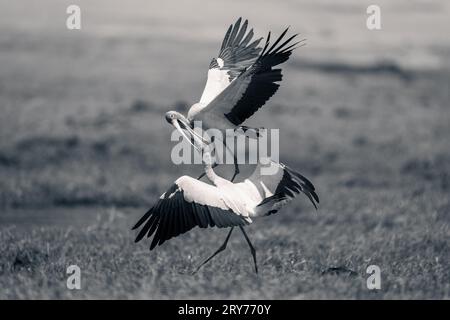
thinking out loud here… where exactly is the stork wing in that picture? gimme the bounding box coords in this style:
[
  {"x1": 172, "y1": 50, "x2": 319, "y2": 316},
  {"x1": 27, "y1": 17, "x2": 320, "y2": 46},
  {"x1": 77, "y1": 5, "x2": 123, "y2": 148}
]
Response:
[
  {"x1": 194, "y1": 28, "x2": 302, "y2": 127},
  {"x1": 247, "y1": 160, "x2": 319, "y2": 215},
  {"x1": 132, "y1": 176, "x2": 249, "y2": 250},
  {"x1": 198, "y1": 17, "x2": 263, "y2": 106}
]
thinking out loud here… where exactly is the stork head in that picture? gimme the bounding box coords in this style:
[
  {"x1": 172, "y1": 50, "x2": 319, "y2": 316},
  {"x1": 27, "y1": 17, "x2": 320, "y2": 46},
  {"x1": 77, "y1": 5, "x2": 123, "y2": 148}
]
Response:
[
  {"x1": 165, "y1": 111, "x2": 184, "y2": 124},
  {"x1": 165, "y1": 110, "x2": 207, "y2": 152}
]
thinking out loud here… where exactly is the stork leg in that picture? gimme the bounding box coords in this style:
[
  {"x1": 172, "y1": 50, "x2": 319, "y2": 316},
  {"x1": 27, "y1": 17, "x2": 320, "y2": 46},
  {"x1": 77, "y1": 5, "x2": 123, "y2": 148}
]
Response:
[
  {"x1": 192, "y1": 227, "x2": 234, "y2": 274},
  {"x1": 239, "y1": 226, "x2": 258, "y2": 274},
  {"x1": 230, "y1": 155, "x2": 240, "y2": 182},
  {"x1": 222, "y1": 139, "x2": 240, "y2": 182}
]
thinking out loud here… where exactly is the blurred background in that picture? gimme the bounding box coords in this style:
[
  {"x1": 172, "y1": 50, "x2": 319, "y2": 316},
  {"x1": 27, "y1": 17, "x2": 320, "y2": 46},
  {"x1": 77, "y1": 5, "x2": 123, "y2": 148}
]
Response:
[{"x1": 0, "y1": 0, "x2": 449, "y2": 299}]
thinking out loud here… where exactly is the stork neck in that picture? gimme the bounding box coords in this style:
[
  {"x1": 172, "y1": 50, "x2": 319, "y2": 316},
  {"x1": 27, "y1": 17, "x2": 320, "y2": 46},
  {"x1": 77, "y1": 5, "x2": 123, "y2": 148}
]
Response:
[
  {"x1": 202, "y1": 150, "x2": 219, "y2": 185},
  {"x1": 187, "y1": 102, "x2": 205, "y2": 121},
  {"x1": 204, "y1": 162, "x2": 218, "y2": 184}
]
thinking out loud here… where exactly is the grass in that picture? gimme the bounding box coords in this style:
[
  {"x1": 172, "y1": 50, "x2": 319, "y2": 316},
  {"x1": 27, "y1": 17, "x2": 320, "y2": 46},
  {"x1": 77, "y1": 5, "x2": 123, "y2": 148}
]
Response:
[
  {"x1": 1, "y1": 69, "x2": 449, "y2": 299},
  {"x1": 0, "y1": 192, "x2": 448, "y2": 299}
]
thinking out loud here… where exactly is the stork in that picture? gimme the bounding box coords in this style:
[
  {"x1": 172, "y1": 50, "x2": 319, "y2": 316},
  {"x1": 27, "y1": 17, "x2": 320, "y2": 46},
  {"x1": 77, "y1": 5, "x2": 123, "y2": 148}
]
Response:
[
  {"x1": 165, "y1": 17, "x2": 304, "y2": 181},
  {"x1": 132, "y1": 145, "x2": 318, "y2": 273}
]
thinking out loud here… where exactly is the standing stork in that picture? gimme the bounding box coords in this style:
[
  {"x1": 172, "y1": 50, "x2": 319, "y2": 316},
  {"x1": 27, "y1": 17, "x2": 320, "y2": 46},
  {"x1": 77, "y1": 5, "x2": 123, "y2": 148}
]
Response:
[
  {"x1": 132, "y1": 147, "x2": 318, "y2": 273},
  {"x1": 165, "y1": 17, "x2": 304, "y2": 181}
]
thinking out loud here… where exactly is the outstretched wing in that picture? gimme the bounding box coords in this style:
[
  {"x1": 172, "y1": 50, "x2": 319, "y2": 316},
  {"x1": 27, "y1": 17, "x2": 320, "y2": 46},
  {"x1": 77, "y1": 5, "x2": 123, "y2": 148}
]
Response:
[
  {"x1": 194, "y1": 28, "x2": 303, "y2": 128},
  {"x1": 246, "y1": 159, "x2": 319, "y2": 216},
  {"x1": 132, "y1": 176, "x2": 249, "y2": 250},
  {"x1": 198, "y1": 17, "x2": 263, "y2": 106}
]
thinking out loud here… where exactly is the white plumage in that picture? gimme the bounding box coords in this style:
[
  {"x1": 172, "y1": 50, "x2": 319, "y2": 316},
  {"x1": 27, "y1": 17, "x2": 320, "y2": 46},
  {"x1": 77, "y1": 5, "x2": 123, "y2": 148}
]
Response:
[
  {"x1": 133, "y1": 151, "x2": 318, "y2": 252},
  {"x1": 198, "y1": 68, "x2": 230, "y2": 106}
]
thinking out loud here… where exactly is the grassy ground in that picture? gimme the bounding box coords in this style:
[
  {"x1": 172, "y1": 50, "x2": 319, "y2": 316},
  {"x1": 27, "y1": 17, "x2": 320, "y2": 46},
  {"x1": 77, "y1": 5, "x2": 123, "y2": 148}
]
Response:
[
  {"x1": 0, "y1": 0, "x2": 449, "y2": 299},
  {"x1": 0, "y1": 205, "x2": 448, "y2": 299},
  {"x1": 1, "y1": 68, "x2": 449, "y2": 299}
]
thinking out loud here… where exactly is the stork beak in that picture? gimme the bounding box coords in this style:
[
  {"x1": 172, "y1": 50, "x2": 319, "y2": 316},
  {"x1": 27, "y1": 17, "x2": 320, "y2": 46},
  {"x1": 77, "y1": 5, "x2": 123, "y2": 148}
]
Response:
[
  {"x1": 172, "y1": 119, "x2": 202, "y2": 152},
  {"x1": 179, "y1": 118, "x2": 209, "y2": 146}
]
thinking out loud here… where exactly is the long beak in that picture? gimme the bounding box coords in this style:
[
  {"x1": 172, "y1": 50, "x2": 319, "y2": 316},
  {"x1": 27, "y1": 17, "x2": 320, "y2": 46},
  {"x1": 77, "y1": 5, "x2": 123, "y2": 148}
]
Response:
[
  {"x1": 179, "y1": 120, "x2": 209, "y2": 145},
  {"x1": 172, "y1": 119, "x2": 202, "y2": 152}
]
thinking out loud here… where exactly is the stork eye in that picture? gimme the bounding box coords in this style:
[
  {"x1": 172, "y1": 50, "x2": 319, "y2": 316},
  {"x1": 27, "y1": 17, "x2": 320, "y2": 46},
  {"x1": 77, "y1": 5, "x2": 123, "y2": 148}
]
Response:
[{"x1": 171, "y1": 114, "x2": 175, "y2": 118}]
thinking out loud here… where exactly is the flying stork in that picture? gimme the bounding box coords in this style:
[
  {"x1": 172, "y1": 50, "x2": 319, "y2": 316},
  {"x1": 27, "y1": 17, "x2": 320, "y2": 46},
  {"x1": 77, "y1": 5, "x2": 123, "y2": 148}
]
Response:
[
  {"x1": 132, "y1": 146, "x2": 318, "y2": 273},
  {"x1": 165, "y1": 17, "x2": 304, "y2": 181}
]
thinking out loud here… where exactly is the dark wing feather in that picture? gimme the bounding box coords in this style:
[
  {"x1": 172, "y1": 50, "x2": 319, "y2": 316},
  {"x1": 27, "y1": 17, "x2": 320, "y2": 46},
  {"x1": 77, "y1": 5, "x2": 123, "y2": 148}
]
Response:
[
  {"x1": 224, "y1": 29, "x2": 303, "y2": 125},
  {"x1": 132, "y1": 182, "x2": 248, "y2": 250},
  {"x1": 212, "y1": 17, "x2": 263, "y2": 80},
  {"x1": 257, "y1": 164, "x2": 319, "y2": 212}
]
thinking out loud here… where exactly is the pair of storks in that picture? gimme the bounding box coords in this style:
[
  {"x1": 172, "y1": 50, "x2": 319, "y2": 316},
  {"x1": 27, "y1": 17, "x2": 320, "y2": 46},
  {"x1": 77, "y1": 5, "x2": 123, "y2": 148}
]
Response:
[{"x1": 133, "y1": 18, "x2": 318, "y2": 273}]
